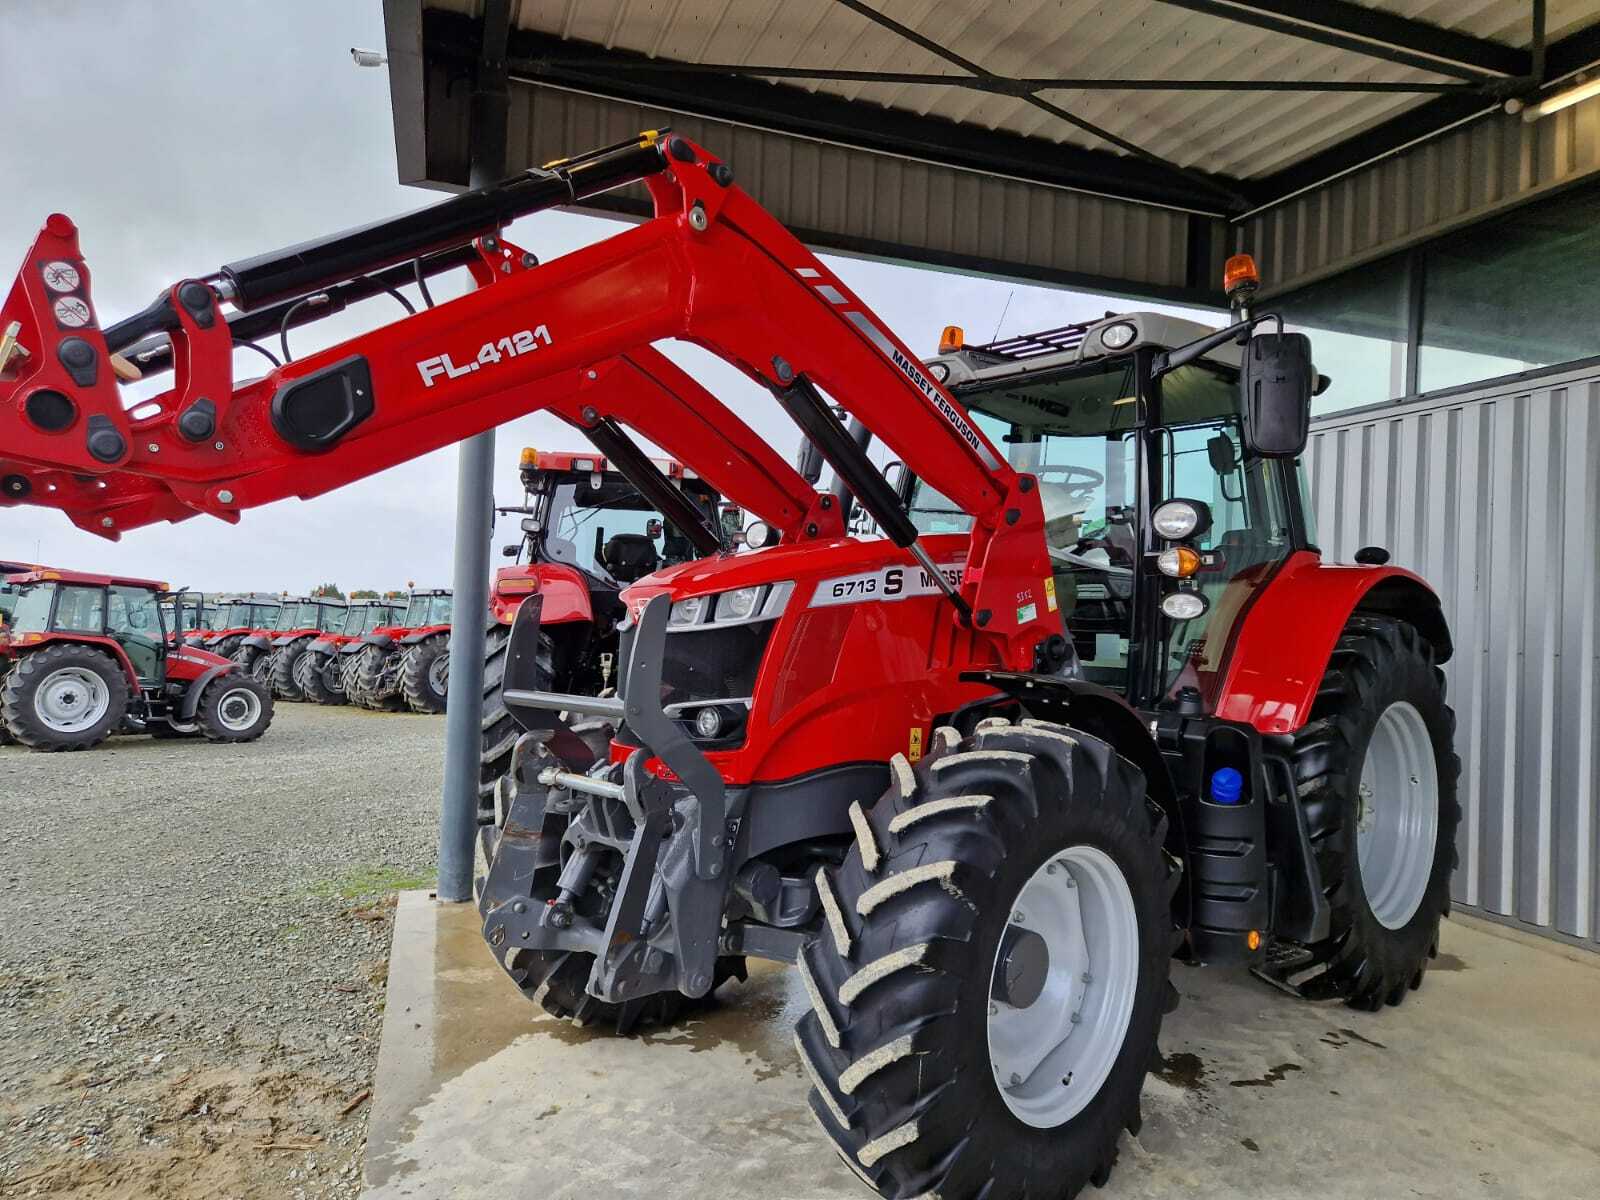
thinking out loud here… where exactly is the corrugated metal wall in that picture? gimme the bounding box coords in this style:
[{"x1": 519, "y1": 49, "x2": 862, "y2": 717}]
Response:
[
  {"x1": 1306, "y1": 366, "x2": 1600, "y2": 946},
  {"x1": 497, "y1": 81, "x2": 1218, "y2": 304},
  {"x1": 1247, "y1": 103, "x2": 1600, "y2": 296}
]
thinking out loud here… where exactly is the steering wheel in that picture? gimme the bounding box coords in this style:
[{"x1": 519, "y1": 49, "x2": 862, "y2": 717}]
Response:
[{"x1": 1035, "y1": 464, "x2": 1104, "y2": 505}]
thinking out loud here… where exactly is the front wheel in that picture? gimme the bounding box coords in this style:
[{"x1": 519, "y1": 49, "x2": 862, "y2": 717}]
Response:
[
  {"x1": 1289, "y1": 617, "x2": 1460, "y2": 1009},
  {"x1": 796, "y1": 718, "x2": 1178, "y2": 1200},
  {"x1": 271, "y1": 639, "x2": 309, "y2": 701},
  {"x1": 297, "y1": 648, "x2": 346, "y2": 705},
  {"x1": 196, "y1": 674, "x2": 274, "y2": 742},
  {"x1": 400, "y1": 634, "x2": 450, "y2": 714},
  {"x1": 351, "y1": 644, "x2": 403, "y2": 711},
  {"x1": 0, "y1": 644, "x2": 130, "y2": 751}
]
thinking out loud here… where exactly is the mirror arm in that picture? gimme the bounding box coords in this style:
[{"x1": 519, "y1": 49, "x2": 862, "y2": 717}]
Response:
[{"x1": 1152, "y1": 313, "x2": 1282, "y2": 378}]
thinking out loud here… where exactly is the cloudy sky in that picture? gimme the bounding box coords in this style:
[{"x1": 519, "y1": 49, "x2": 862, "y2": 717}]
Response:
[{"x1": 1, "y1": 0, "x2": 1214, "y2": 594}]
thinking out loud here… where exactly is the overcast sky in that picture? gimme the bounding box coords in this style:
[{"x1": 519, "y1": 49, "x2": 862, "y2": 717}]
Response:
[{"x1": 1, "y1": 0, "x2": 1214, "y2": 594}]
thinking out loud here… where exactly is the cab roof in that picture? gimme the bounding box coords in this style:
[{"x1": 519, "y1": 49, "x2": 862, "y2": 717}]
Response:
[{"x1": 5, "y1": 567, "x2": 169, "y2": 590}]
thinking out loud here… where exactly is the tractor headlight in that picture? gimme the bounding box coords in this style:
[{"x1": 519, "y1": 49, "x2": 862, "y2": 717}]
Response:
[
  {"x1": 1099, "y1": 321, "x2": 1137, "y2": 350},
  {"x1": 1161, "y1": 591, "x2": 1209, "y2": 621},
  {"x1": 1156, "y1": 546, "x2": 1201, "y2": 578},
  {"x1": 718, "y1": 586, "x2": 763, "y2": 621},
  {"x1": 693, "y1": 706, "x2": 724, "y2": 739},
  {"x1": 669, "y1": 595, "x2": 708, "y2": 626},
  {"x1": 1152, "y1": 498, "x2": 1211, "y2": 541}
]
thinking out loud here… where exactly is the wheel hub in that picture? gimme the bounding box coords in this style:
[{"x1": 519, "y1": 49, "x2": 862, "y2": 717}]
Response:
[
  {"x1": 36, "y1": 667, "x2": 111, "y2": 733},
  {"x1": 1356, "y1": 701, "x2": 1440, "y2": 930},
  {"x1": 428, "y1": 655, "x2": 448, "y2": 694},
  {"x1": 215, "y1": 687, "x2": 261, "y2": 731},
  {"x1": 986, "y1": 845, "x2": 1139, "y2": 1128}
]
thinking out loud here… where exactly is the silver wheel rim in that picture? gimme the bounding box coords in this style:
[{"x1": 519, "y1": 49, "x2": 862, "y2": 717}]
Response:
[
  {"x1": 428, "y1": 655, "x2": 448, "y2": 696},
  {"x1": 35, "y1": 666, "x2": 111, "y2": 733},
  {"x1": 215, "y1": 686, "x2": 262, "y2": 732},
  {"x1": 987, "y1": 844, "x2": 1139, "y2": 1128},
  {"x1": 1356, "y1": 701, "x2": 1439, "y2": 930}
]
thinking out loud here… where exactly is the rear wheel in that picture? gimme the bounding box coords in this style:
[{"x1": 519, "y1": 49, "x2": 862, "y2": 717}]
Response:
[
  {"x1": 400, "y1": 633, "x2": 450, "y2": 714},
  {"x1": 212, "y1": 634, "x2": 242, "y2": 658},
  {"x1": 229, "y1": 645, "x2": 274, "y2": 687},
  {"x1": 297, "y1": 648, "x2": 346, "y2": 705},
  {"x1": 1288, "y1": 617, "x2": 1460, "y2": 1009},
  {"x1": 795, "y1": 719, "x2": 1178, "y2": 1200},
  {"x1": 271, "y1": 639, "x2": 309, "y2": 701},
  {"x1": 196, "y1": 674, "x2": 273, "y2": 742},
  {"x1": 1, "y1": 644, "x2": 130, "y2": 751}
]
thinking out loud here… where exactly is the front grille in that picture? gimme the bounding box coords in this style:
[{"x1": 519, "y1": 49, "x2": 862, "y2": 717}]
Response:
[{"x1": 620, "y1": 620, "x2": 776, "y2": 708}]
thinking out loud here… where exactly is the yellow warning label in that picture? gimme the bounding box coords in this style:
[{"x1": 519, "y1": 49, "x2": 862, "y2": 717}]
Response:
[
  {"x1": 908, "y1": 726, "x2": 925, "y2": 762},
  {"x1": 1044, "y1": 576, "x2": 1058, "y2": 612}
]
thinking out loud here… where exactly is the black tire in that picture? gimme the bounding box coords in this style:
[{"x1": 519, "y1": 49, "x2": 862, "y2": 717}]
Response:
[
  {"x1": 504, "y1": 946, "x2": 746, "y2": 1035},
  {"x1": 0, "y1": 643, "x2": 130, "y2": 751},
  {"x1": 297, "y1": 648, "x2": 346, "y2": 705},
  {"x1": 212, "y1": 634, "x2": 242, "y2": 658},
  {"x1": 230, "y1": 645, "x2": 274, "y2": 687},
  {"x1": 1288, "y1": 617, "x2": 1460, "y2": 1010},
  {"x1": 400, "y1": 633, "x2": 450, "y2": 714},
  {"x1": 795, "y1": 718, "x2": 1179, "y2": 1200},
  {"x1": 271, "y1": 639, "x2": 309, "y2": 701},
  {"x1": 479, "y1": 622, "x2": 553, "y2": 822},
  {"x1": 195, "y1": 673, "x2": 274, "y2": 742},
  {"x1": 352, "y1": 644, "x2": 403, "y2": 711}
]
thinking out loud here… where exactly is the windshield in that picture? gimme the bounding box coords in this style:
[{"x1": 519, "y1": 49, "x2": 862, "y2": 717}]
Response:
[
  {"x1": 8, "y1": 584, "x2": 54, "y2": 634},
  {"x1": 536, "y1": 477, "x2": 713, "y2": 584},
  {"x1": 912, "y1": 354, "x2": 1298, "y2": 700},
  {"x1": 403, "y1": 595, "x2": 452, "y2": 626},
  {"x1": 358, "y1": 604, "x2": 396, "y2": 634}
]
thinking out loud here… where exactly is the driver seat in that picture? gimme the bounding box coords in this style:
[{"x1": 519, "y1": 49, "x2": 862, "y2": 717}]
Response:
[{"x1": 600, "y1": 533, "x2": 660, "y2": 583}]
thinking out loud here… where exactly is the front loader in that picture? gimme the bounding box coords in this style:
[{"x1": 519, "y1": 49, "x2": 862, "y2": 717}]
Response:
[{"x1": 0, "y1": 130, "x2": 1459, "y2": 1200}]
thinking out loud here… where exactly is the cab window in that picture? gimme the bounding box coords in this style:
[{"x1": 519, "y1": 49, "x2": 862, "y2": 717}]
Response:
[{"x1": 54, "y1": 586, "x2": 106, "y2": 633}]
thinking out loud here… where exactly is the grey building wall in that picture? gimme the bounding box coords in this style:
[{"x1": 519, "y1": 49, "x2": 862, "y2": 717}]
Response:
[
  {"x1": 1245, "y1": 103, "x2": 1600, "y2": 298},
  {"x1": 1306, "y1": 365, "x2": 1600, "y2": 948}
]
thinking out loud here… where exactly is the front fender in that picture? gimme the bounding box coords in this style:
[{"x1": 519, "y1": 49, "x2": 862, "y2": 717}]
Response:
[
  {"x1": 1214, "y1": 551, "x2": 1451, "y2": 736},
  {"x1": 240, "y1": 635, "x2": 273, "y2": 651},
  {"x1": 491, "y1": 563, "x2": 595, "y2": 625},
  {"x1": 179, "y1": 664, "x2": 234, "y2": 719}
]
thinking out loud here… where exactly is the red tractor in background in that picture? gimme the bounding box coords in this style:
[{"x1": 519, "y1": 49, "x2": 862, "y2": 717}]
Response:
[
  {"x1": 480, "y1": 446, "x2": 727, "y2": 818},
  {"x1": 0, "y1": 569, "x2": 272, "y2": 749},
  {"x1": 344, "y1": 588, "x2": 453, "y2": 713},
  {"x1": 199, "y1": 593, "x2": 281, "y2": 658},
  {"x1": 266, "y1": 595, "x2": 349, "y2": 701},
  {"x1": 227, "y1": 595, "x2": 342, "y2": 692},
  {"x1": 293, "y1": 597, "x2": 403, "y2": 705},
  {"x1": 0, "y1": 131, "x2": 1462, "y2": 1200}
]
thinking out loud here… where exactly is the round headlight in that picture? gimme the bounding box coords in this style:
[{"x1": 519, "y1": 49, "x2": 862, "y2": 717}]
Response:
[
  {"x1": 1099, "y1": 321, "x2": 1137, "y2": 350},
  {"x1": 1161, "y1": 591, "x2": 1209, "y2": 621},
  {"x1": 743, "y1": 520, "x2": 778, "y2": 550},
  {"x1": 718, "y1": 586, "x2": 763, "y2": 621},
  {"x1": 1152, "y1": 499, "x2": 1204, "y2": 541},
  {"x1": 927, "y1": 361, "x2": 951, "y2": 383},
  {"x1": 694, "y1": 706, "x2": 724, "y2": 739}
]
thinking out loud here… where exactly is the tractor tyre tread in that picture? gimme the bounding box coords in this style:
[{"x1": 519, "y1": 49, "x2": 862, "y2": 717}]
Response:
[
  {"x1": 1288, "y1": 616, "x2": 1460, "y2": 1010},
  {"x1": 196, "y1": 673, "x2": 274, "y2": 742},
  {"x1": 400, "y1": 633, "x2": 450, "y2": 714},
  {"x1": 0, "y1": 643, "x2": 130, "y2": 751},
  {"x1": 795, "y1": 719, "x2": 1178, "y2": 1200},
  {"x1": 272, "y1": 639, "x2": 309, "y2": 702}
]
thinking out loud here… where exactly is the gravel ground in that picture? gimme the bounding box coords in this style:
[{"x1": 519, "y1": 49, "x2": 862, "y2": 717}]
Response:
[{"x1": 0, "y1": 704, "x2": 446, "y2": 1198}]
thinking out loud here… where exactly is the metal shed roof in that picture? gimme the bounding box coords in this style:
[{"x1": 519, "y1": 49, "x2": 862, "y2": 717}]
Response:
[{"x1": 385, "y1": 1, "x2": 1600, "y2": 298}]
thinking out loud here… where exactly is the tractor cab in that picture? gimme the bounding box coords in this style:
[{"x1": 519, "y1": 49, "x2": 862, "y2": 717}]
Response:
[
  {"x1": 7, "y1": 570, "x2": 176, "y2": 683},
  {"x1": 917, "y1": 305, "x2": 1314, "y2": 709},
  {"x1": 499, "y1": 448, "x2": 722, "y2": 599},
  {"x1": 395, "y1": 589, "x2": 453, "y2": 633},
  {"x1": 164, "y1": 592, "x2": 218, "y2": 640},
  {"x1": 274, "y1": 596, "x2": 347, "y2": 640},
  {"x1": 343, "y1": 599, "x2": 403, "y2": 639}
]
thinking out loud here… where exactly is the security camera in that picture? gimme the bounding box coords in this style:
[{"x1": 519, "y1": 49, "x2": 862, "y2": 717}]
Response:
[{"x1": 350, "y1": 47, "x2": 388, "y2": 68}]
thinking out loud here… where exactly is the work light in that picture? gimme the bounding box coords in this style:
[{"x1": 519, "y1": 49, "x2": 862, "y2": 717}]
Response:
[{"x1": 1152, "y1": 499, "x2": 1209, "y2": 541}]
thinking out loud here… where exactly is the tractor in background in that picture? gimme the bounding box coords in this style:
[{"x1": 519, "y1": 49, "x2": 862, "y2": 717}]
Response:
[
  {"x1": 266, "y1": 595, "x2": 349, "y2": 701},
  {"x1": 200, "y1": 594, "x2": 282, "y2": 659},
  {"x1": 479, "y1": 447, "x2": 726, "y2": 819},
  {"x1": 345, "y1": 588, "x2": 453, "y2": 712},
  {"x1": 0, "y1": 569, "x2": 271, "y2": 749},
  {"x1": 294, "y1": 597, "x2": 403, "y2": 705}
]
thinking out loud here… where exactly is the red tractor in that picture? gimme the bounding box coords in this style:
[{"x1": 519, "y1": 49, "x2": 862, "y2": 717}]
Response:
[
  {"x1": 293, "y1": 597, "x2": 404, "y2": 705},
  {"x1": 198, "y1": 593, "x2": 282, "y2": 658},
  {"x1": 227, "y1": 595, "x2": 343, "y2": 693},
  {"x1": 266, "y1": 595, "x2": 349, "y2": 701},
  {"x1": 0, "y1": 569, "x2": 272, "y2": 749},
  {"x1": 0, "y1": 132, "x2": 1460, "y2": 1200},
  {"x1": 345, "y1": 588, "x2": 453, "y2": 713},
  {"x1": 481, "y1": 447, "x2": 726, "y2": 818}
]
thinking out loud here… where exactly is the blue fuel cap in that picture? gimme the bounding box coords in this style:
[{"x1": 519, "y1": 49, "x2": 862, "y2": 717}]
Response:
[{"x1": 1210, "y1": 767, "x2": 1244, "y2": 805}]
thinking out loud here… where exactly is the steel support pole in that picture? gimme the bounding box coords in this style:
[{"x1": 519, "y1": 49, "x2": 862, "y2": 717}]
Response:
[{"x1": 437, "y1": 0, "x2": 511, "y2": 903}]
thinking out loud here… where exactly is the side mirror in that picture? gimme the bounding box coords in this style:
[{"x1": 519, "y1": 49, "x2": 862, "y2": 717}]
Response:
[
  {"x1": 501, "y1": 544, "x2": 519, "y2": 557},
  {"x1": 719, "y1": 505, "x2": 745, "y2": 535},
  {"x1": 520, "y1": 516, "x2": 540, "y2": 534},
  {"x1": 1239, "y1": 332, "x2": 1313, "y2": 458},
  {"x1": 646, "y1": 518, "x2": 664, "y2": 538}
]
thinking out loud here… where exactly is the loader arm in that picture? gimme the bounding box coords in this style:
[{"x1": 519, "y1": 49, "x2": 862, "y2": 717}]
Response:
[{"x1": 0, "y1": 133, "x2": 1045, "y2": 640}]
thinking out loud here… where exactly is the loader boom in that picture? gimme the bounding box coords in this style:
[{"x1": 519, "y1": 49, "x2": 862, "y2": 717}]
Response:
[{"x1": 0, "y1": 132, "x2": 1047, "y2": 648}]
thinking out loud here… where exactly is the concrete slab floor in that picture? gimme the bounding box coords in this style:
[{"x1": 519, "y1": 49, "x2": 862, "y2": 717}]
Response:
[{"x1": 364, "y1": 893, "x2": 1600, "y2": 1200}]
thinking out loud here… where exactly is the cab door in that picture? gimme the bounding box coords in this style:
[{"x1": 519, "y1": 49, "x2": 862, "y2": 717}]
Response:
[{"x1": 108, "y1": 586, "x2": 166, "y2": 682}]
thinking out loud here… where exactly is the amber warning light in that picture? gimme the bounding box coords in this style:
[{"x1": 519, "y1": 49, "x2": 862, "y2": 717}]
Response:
[
  {"x1": 1223, "y1": 253, "x2": 1260, "y2": 301},
  {"x1": 938, "y1": 325, "x2": 964, "y2": 354}
]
